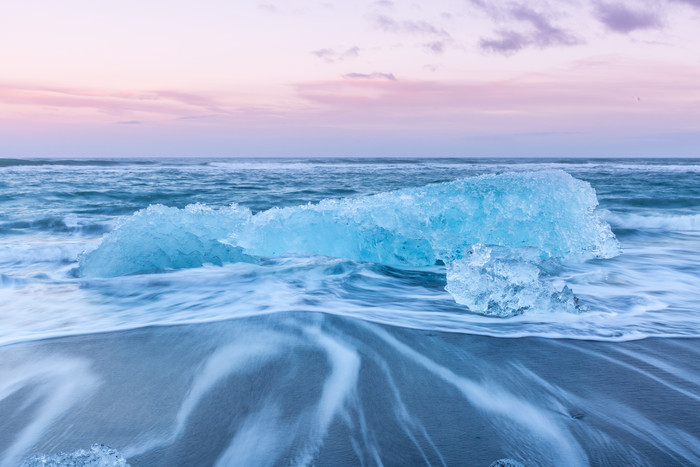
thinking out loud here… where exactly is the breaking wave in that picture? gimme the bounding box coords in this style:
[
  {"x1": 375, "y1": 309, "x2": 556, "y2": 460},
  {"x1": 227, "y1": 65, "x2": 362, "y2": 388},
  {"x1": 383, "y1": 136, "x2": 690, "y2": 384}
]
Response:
[{"x1": 606, "y1": 212, "x2": 700, "y2": 232}]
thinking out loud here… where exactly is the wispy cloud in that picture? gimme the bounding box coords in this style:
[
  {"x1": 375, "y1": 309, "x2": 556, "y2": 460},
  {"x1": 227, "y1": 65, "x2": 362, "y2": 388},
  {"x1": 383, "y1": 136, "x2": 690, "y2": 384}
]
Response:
[
  {"x1": 373, "y1": 15, "x2": 451, "y2": 38},
  {"x1": 372, "y1": 0, "x2": 394, "y2": 8},
  {"x1": 594, "y1": 3, "x2": 662, "y2": 33},
  {"x1": 312, "y1": 46, "x2": 360, "y2": 63},
  {"x1": 477, "y1": 4, "x2": 581, "y2": 54},
  {"x1": 671, "y1": 0, "x2": 700, "y2": 8},
  {"x1": 424, "y1": 41, "x2": 446, "y2": 54},
  {"x1": 258, "y1": 3, "x2": 276, "y2": 13},
  {"x1": 177, "y1": 114, "x2": 220, "y2": 120},
  {"x1": 294, "y1": 59, "x2": 700, "y2": 133},
  {"x1": 343, "y1": 72, "x2": 397, "y2": 81},
  {"x1": 0, "y1": 83, "x2": 278, "y2": 124}
]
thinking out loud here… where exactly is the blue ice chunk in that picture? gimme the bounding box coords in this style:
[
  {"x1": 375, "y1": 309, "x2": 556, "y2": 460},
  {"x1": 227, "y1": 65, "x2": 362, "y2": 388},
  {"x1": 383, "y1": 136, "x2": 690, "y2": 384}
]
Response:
[
  {"x1": 446, "y1": 244, "x2": 579, "y2": 317},
  {"x1": 79, "y1": 204, "x2": 253, "y2": 277},
  {"x1": 80, "y1": 171, "x2": 619, "y2": 279},
  {"x1": 231, "y1": 170, "x2": 618, "y2": 264}
]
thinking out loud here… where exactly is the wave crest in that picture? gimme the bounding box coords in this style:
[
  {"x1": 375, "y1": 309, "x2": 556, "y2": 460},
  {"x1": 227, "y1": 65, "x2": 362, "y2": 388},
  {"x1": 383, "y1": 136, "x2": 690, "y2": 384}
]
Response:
[{"x1": 606, "y1": 212, "x2": 700, "y2": 232}]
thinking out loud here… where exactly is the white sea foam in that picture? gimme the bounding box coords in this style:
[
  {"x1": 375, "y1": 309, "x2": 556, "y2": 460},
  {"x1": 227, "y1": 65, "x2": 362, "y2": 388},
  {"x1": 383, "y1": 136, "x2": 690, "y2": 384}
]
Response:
[
  {"x1": 1, "y1": 162, "x2": 698, "y2": 343},
  {"x1": 1, "y1": 356, "x2": 101, "y2": 467},
  {"x1": 606, "y1": 212, "x2": 700, "y2": 231},
  {"x1": 20, "y1": 444, "x2": 129, "y2": 467}
]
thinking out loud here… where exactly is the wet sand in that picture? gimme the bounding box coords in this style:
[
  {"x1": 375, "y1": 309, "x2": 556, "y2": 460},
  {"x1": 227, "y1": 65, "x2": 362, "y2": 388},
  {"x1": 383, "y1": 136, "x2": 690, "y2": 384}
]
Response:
[{"x1": 2, "y1": 313, "x2": 699, "y2": 466}]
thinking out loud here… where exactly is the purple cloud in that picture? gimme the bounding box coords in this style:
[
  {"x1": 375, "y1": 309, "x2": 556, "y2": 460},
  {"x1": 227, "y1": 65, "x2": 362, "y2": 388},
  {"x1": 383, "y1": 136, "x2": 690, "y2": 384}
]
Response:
[
  {"x1": 480, "y1": 30, "x2": 529, "y2": 54},
  {"x1": 177, "y1": 115, "x2": 219, "y2": 120},
  {"x1": 312, "y1": 46, "x2": 360, "y2": 63},
  {"x1": 258, "y1": 3, "x2": 276, "y2": 13},
  {"x1": 595, "y1": 3, "x2": 662, "y2": 33},
  {"x1": 477, "y1": 4, "x2": 581, "y2": 54},
  {"x1": 372, "y1": 0, "x2": 394, "y2": 8},
  {"x1": 672, "y1": 0, "x2": 700, "y2": 7},
  {"x1": 373, "y1": 15, "x2": 450, "y2": 38},
  {"x1": 510, "y1": 6, "x2": 580, "y2": 47},
  {"x1": 343, "y1": 72, "x2": 397, "y2": 81},
  {"x1": 424, "y1": 41, "x2": 446, "y2": 54}
]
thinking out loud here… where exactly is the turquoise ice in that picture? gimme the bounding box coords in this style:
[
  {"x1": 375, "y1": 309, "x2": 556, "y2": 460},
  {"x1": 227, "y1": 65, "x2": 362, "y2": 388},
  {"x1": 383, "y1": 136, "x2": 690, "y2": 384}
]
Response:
[{"x1": 79, "y1": 170, "x2": 619, "y2": 316}]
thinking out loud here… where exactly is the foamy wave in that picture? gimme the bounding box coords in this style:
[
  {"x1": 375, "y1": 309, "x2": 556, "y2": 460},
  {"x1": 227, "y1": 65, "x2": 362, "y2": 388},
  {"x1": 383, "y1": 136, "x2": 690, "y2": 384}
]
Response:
[
  {"x1": 21, "y1": 444, "x2": 129, "y2": 467},
  {"x1": 606, "y1": 212, "x2": 700, "y2": 231}
]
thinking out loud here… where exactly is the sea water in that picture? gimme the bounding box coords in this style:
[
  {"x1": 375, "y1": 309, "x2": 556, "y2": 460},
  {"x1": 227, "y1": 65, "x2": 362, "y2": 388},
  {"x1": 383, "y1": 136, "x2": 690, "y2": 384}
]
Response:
[{"x1": 1, "y1": 158, "x2": 699, "y2": 466}]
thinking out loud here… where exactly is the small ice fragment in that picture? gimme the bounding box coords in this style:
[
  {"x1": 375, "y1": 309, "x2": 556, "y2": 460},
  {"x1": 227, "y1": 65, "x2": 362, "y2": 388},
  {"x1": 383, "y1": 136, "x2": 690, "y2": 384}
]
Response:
[{"x1": 21, "y1": 444, "x2": 130, "y2": 467}]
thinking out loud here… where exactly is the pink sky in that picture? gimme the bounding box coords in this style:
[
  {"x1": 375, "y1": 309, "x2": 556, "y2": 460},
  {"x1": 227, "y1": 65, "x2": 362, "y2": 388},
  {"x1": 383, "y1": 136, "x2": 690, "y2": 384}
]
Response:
[{"x1": 1, "y1": 0, "x2": 699, "y2": 157}]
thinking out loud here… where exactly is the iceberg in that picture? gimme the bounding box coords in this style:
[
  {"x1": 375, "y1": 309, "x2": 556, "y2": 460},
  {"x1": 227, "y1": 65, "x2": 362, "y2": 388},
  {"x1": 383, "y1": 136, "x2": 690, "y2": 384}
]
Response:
[
  {"x1": 446, "y1": 244, "x2": 579, "y2": 317},
  {"x1": 79, "y1": 204, "x2": 253, "y2": 277},
  {"x1": 79, "y1": 171, "x2": 618, "y2": 317},
  {"x1": 228, "y1": 170, "x2": 618, "y2": 265}
]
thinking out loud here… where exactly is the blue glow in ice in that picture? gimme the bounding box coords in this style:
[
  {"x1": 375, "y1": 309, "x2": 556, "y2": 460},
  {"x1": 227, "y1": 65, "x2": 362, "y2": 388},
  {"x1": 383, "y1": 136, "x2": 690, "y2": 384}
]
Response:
[
  {"x1": 446, "y1": 244, "x2": 579, "y2": 317},
  {"x1": 230, "y1": 170, "x2": 618, "y2": 264},
  {"x1": 80, "y1": 171, "x2": 617, "y2": 279},
  {"x1": 79, "y1": 170, "x2": 618, "y2": 316},
  {"x1": 79, "y1": 204, "x2": 253, "y2": 277}
]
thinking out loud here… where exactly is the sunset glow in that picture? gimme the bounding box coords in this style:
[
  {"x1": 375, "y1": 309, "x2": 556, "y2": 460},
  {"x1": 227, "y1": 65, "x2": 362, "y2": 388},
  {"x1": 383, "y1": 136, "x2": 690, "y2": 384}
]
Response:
[{"x1": 2, "y1": 0, "x2": 699, "y2": 156}]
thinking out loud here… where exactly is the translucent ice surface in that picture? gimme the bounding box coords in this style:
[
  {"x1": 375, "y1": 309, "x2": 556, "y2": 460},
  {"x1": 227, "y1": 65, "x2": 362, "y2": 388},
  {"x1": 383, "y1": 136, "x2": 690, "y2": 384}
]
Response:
[
  {"x1": 230, "y1": 170, "x2": 618, "y2": 265},
  {"x1": 446, "y1": 244, "x2": 579, "y2": 318},
  {"x1": 81, "y1": 171, "x2": 617, "y2": 277},
  {"x1": 79, "y1": 171, "x2": 618, "y2": 317},
  {"x1": 79, "y1": 204, "x2": 253, "y2": 277}
]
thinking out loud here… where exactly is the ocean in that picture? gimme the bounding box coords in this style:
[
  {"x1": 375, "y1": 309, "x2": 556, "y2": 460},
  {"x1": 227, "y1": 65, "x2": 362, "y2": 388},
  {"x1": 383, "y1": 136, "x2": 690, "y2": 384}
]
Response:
[{"x1": 1, "y1": 158, "x2": 699, "y2": 466}]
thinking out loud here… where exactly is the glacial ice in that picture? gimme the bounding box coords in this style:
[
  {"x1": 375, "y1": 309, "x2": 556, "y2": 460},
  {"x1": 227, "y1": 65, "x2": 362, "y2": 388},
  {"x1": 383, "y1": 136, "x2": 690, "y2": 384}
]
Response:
[
  {"x1": 79, "y1": 171, "x2": 619, "y2": 317},
  {"x1": 446, "y1": 244, "x2": 578, "y2": 317},
  {"x1": 229, "y1": 170, "x2": 618, "y2": 264},
  {"x1": 79, "y1": 204, "x2": 253, "y2": 277},
  {"x1": 21, "y1": 444, "x2": 130, "y2": 467}
]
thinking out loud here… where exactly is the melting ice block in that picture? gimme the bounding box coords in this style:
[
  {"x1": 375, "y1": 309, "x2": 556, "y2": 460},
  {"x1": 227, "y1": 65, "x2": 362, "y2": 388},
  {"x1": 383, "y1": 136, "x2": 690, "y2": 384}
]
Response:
[
  {"x1": 79, "y1": 204, "x2": 253, "y2": 277},
  {"x1": 229, "y1": 170, "x2": 619, "y2": 265},
  {"x1": 80, "y1": 170, "x2": 618, "y2": 316},
  {"x1": 446, "y1": 244, "x2": 579, "y2": 317}
]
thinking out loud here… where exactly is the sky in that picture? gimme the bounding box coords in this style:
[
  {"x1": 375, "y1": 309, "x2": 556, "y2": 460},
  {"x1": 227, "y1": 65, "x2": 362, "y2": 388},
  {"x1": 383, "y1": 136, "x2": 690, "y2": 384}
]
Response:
[{"x1": 1, "y1": 0, "x2": 699, "y2": 157}]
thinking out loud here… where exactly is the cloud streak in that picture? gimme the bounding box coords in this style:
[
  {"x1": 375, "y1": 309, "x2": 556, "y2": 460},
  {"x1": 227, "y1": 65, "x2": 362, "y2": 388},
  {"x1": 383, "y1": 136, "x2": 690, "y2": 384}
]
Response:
[
  {"x1": 294, "y1": 60, "x2": 700, "y2": 134},
  {"x1": 0, "y1": 83, "x2": 285, "y2": 125},
  {"x1": 343, "y1": 72, "x2": 397, "y2": 81},
  {"x1": 373, "y1": 15, "x2": 450, "y2": 38},
  {"x1": 671, "y1": 0, "x2": 700, "y2": 8},
  {"x1": 424, "y1": 41, "x2": 446, "y2": 54},
  {"x1": 594, "y1": 3, "x2": 663, "y2": 33},
  {"x1": 312, "y1": 46, "x2": 360, "y2": 63},
  {"x1": 477, "y1": 4, "x2": 581, "y2": 54}
]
